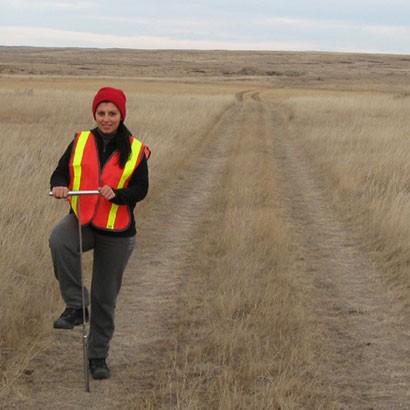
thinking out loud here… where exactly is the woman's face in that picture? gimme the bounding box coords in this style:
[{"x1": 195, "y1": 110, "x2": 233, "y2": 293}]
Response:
[{"x1": 95, "y1": 102, "x2": 121, "y2": 134}]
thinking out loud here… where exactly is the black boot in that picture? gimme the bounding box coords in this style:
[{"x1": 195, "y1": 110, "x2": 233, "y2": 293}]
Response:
[
  {"x1": 89, "y1": 358, "x2": 111, "y2": 379},
  {"x1": 53, "y1": 307, "x2": 89, "y2": 329}
]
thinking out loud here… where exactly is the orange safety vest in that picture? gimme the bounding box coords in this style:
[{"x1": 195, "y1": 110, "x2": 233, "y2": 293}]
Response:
[{"x1": 68, "y1": 130, "x2": 148, "y2": 231}]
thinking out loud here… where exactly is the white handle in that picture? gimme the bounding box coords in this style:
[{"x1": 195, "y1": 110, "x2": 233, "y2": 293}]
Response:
[{"x1": 49, "y1": 190, "x2": 100, "y2": 196}]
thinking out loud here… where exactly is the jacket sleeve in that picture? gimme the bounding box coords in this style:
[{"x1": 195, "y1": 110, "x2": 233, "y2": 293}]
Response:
[
  {"x1": 50, "y1": 141, "x2": 74, "y2": 188},
  {"x1": 111, "y1": 154, "x2": 149, "y2": 207}
]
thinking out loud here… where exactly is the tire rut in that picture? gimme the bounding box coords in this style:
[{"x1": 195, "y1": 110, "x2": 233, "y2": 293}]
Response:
[{"x1": 270, "y1": 103, "x2": 410, "y2": 409}]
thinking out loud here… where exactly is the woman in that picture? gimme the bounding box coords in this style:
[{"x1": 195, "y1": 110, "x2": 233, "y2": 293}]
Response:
[{"x1": 49, "y1": 87, "x2": 150, "y2": 380}]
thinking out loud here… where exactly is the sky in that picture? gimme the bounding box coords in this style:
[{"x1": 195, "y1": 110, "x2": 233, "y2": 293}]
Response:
[{"x1": 0, "y1": 0, "x2": 409, "y2": 54}]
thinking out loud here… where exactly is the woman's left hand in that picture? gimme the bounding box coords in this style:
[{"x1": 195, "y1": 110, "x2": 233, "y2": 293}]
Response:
[{"x1": 99, "y1": 185, "x2": 116, "y2": 200}]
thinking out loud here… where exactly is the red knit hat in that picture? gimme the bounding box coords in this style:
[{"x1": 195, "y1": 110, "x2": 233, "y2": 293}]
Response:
[{"x1": 92, "y1": 87, "x2": 127, "y2": 120}]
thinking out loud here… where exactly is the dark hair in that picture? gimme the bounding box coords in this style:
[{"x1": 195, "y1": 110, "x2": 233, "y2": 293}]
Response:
[{"x1": 115, "y1": 122, "x2": 132, "y2": 168}]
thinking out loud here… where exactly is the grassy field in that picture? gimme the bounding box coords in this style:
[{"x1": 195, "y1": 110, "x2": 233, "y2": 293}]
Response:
[{"x1": 1, "y1": 48, "x2": 410, "y2": 408}]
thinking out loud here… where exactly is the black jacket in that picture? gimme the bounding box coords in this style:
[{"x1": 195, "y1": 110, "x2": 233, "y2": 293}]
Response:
[{"x1": 50, "y1": 127, "x2": 149, "y2": 237}]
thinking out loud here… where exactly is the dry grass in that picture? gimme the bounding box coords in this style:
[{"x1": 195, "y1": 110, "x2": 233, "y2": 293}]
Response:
[{"x1": 2, "y1": 47, "x2": 410, "y2": 408}]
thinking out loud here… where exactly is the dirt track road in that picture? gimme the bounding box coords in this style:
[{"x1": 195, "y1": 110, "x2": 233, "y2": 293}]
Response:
[{"x1": 6, "y1": 91, "x2": 410, "y2": 409}]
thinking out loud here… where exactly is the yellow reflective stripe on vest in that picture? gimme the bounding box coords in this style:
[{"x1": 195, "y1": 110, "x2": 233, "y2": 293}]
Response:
[
  {"x1": 105, "y1": 139, "x2": 143, "y2": 229},
  {"x1": 119, "y1": 139, "x2": 143, "y2": 188},
  {"x1": 71, "y1": 131, "x2": 91, "y2": 213}
]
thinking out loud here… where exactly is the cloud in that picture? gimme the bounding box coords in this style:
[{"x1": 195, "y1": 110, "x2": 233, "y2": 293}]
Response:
[
  {"x1": 0, "y1": 25, "x2": 316, "y2": 51},
  {"x1": 261, "y1": 15, "x2": 408, "y2": 33},
  {"x1": 363, "y1": 24, "x2": 410, "y2": 36},
  {"x1": 5, "y1": 0, "x2": 96, "y2": 9},
  {"x1": 52, "y1": 1, "x2": 96, "y2": 10},
  {"x1": 0, "y1": 0, "x2": 409, "y2": 55},
  {"x1": 252, "y1": 16, "x2": 410, "y2": 53}
]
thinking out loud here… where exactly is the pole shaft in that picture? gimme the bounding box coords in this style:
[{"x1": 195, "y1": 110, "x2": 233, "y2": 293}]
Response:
[{"x1": 77, "y1": 196, "x2": 90, "y2": 392}]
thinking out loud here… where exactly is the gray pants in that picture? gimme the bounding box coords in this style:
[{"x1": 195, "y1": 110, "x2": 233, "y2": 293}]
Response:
[{"x1": 49, "y1": 214, "x2": 135, "y2": 359}]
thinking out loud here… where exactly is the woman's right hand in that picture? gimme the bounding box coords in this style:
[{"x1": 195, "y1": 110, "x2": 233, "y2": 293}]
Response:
[{"x1": 51, "y1": 186, "x2": 69, "y2": 199}]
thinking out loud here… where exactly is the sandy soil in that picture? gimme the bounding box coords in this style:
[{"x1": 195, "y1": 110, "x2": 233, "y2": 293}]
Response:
[{"x1": 4, "y1": 89, "x2": 410, "y2": 409}]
